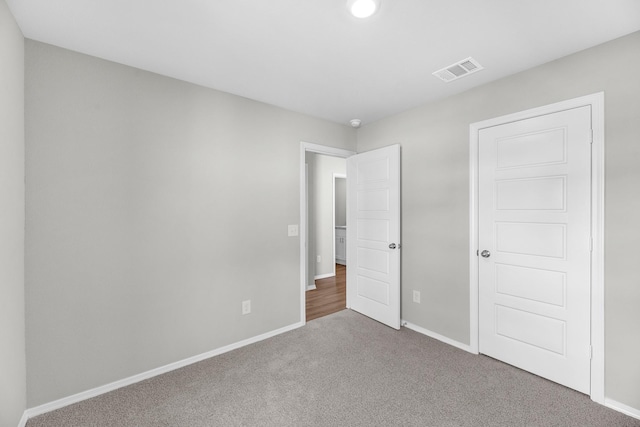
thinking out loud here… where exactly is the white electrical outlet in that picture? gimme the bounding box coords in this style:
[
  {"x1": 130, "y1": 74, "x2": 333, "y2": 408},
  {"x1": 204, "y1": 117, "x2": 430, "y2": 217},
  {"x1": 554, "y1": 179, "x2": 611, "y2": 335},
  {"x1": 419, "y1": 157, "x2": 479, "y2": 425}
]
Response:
[
  {"x1": 287, "y1": 224, "x2": 299, "y2": 237},
  {"x1": 317, "y1": 255, "x2": 321, "y2": 263},
  {"x1": 242, "y1": 300, "x2": 251, "y2": 315},
  {"x1": 413, "y1": 290, "x2": 421, "y2": 304}
]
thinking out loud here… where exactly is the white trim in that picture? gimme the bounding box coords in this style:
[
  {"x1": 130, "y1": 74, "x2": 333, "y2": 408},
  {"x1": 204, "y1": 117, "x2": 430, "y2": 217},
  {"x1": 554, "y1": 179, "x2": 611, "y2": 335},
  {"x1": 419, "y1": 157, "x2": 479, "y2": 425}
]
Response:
[
  {"x1": 18, "y1": 411, "x2": 28, "y2": 427},
  {"x1": 314, "y1": 272, "x2": 335, "y2": 280},
  {"x1": 469, "y1": 125, "x2": 480, "y2": 354},
  {"x1": 23, "y1": 321, "x2": 304, "y2": 421},
  {"x1": 589, "y1": 93, "x2": 606, "y2": 404},
  {"x1": 305, "y1": 164, "x2": 309, "y2": 289},
  {"x1": 469, "y1": 92, "x2": 605, "y2": 403},
  {"x1": 605, "y1": 398, "x2": 640, "y2": 421},
  {"x1": 305, "y1": 284, "x2": 317, "y2": 291},
  {"x1": 402, "y1": 320, "x2": 474, "y2": 353},
  {"x1": 300, "y1": 142, "x2": 355, "y2": 324}
]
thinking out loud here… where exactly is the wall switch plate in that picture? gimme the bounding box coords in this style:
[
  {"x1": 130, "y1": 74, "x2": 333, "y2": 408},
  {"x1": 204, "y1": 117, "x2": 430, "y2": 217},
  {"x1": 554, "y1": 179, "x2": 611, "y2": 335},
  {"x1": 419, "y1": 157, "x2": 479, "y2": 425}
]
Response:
[
  {"x1": 288, "y1": 224, "x2": 299, "y2": 237},
  {"x1": 242, "y1": 300, "x2": 251, "y2": 315},
  {"x1": 413, "y1": 290, "x2": 421, "y2": 304},
  {"x1": 317, "y1": 255, "x2": 321, "y2": 263}
]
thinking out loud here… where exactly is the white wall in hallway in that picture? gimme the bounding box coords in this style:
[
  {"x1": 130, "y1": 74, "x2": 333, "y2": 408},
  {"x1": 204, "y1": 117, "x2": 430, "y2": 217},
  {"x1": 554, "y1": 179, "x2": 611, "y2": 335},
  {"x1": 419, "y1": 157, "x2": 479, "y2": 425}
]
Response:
[{"x1": 307, "y1": 153, "x2": 346, "y2": 279}]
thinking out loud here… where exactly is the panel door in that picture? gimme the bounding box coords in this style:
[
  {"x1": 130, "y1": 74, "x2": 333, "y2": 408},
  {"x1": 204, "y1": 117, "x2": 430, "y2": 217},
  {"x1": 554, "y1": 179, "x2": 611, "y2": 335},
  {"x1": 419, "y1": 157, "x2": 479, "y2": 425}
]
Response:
[
  {"x1": 478, "y1": 106, "x2": 592, "y2": 393},
  {"x1": 347, "y1": 144, "x2": 401, "y2": 329}
]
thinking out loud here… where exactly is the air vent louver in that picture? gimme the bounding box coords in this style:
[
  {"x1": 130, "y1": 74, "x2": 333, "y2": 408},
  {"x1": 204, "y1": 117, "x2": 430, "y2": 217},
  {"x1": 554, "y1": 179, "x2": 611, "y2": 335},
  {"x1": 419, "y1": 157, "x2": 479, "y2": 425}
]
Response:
[{"x1": 433, "y1": 57, "x2": 483, "y2": 82}]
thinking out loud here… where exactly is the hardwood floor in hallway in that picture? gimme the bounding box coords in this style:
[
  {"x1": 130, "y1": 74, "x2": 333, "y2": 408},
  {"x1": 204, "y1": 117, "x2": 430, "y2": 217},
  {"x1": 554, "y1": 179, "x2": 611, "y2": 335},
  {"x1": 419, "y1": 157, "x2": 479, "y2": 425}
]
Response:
[{"x1": 306, "y1": 264, "x2": 346, "y2": 322}]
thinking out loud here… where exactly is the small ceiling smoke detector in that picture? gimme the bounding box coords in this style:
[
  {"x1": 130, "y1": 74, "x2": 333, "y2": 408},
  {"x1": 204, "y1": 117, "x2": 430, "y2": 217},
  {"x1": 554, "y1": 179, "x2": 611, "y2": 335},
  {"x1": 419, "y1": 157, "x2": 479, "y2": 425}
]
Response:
[
  {"x1": 350, "y1": 119, "x2": 362, "y2": 128},
  {"x1": 347, "y1": 0, "x2": 380, "y2": 18},
  {"x1": 432, "y1": 57, "x2": 484, "y2": 83}
]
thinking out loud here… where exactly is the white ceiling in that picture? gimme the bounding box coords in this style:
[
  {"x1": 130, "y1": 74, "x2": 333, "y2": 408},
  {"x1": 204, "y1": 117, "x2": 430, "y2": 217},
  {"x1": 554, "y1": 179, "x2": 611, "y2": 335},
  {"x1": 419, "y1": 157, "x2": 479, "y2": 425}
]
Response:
[{"x1": 7, "y1": 0, "x2": 640, "y2": 125}]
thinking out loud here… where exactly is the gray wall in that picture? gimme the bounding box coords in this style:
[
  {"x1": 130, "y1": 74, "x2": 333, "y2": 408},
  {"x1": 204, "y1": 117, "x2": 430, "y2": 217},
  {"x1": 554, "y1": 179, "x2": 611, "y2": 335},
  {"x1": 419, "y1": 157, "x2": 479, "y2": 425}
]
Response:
[
  {"x1": 0, "y1": 1, "x2": 26, "y2": 426},
  {"x1": 356, "y1": 31, "x2": 640, "y2": 410},
  {"x1": 307, "y1": 154, "x2": 346, "y2": 278},
  {"x1": 335, "y1": 178, "x2": 346, "y2": 227},
  {"x1": 25, "y1": 40, "x2": 356, "y2": 406}
]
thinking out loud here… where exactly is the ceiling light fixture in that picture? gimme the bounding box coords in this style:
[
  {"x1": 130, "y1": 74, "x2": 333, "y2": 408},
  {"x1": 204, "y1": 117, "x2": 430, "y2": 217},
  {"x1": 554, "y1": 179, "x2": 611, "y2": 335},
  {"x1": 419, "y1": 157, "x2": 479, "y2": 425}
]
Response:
[{"x1": 347, "y1": 0, "x2": 380, "y2": 18}]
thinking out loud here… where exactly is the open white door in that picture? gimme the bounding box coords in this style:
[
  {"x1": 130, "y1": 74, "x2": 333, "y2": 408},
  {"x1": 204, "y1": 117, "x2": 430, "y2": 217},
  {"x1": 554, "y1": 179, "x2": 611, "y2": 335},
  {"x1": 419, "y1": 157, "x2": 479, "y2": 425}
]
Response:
[{"x1": 347, "y1": 144, "x2": 401, "y2": 329}]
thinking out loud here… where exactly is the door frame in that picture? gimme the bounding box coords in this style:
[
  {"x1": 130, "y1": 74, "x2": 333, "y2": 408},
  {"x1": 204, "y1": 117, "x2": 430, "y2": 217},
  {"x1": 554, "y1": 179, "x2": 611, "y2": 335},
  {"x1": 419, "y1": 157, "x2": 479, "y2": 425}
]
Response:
[
  {"x1": 300, "y1": 142, "x2": 356, "y2": 324},
  {"x1": 469, "y1": 92, "x2": 605, "y2": 403}
]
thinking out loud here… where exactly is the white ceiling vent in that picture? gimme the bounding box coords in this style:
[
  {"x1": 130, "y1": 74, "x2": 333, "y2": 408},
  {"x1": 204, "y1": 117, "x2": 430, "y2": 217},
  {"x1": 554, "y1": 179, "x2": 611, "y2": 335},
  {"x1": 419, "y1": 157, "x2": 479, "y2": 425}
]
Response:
[{"x1": 432, "y1": 57, "x2": 483, "y2": 83}]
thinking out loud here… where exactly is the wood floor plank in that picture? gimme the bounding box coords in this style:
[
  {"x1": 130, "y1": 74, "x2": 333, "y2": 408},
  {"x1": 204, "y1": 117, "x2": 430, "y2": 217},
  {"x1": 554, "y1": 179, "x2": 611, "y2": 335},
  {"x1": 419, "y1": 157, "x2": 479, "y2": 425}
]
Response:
[{"x1": 306, "y1": 264, "x2": 346, "y2": 321}]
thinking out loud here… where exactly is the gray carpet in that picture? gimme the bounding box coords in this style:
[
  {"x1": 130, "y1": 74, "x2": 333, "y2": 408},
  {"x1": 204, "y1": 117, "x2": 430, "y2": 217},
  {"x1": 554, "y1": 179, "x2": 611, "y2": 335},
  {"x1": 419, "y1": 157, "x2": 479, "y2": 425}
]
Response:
[{"x1": 28, "y1": 309, "x2": 639, "y2": 426}]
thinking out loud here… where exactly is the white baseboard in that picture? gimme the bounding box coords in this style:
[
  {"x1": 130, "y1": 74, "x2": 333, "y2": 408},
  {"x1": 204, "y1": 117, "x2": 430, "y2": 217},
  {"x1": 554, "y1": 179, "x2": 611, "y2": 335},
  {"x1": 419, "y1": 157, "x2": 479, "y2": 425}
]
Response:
[
  {"x1": 305, "y1": 284, "x2": 317, "y2": 291},
  {"x1": 22, "y1": 319, "x2": 640, "y2": 425},
  {"x1": 401, "y1": 320, "x2": 474, "y2": 354},
  {"x1": 314, "y1": 272, "x2": 334, "y2": 280},
  {"x1": 23, "y1": 321, "x2": 304, "y2": 422},
  {"x1": 18, "y1": 411, "x2": 28, "y2": 427},
  {"x1": 605, "y1": 398, "x2": 640, "y2": 420}
]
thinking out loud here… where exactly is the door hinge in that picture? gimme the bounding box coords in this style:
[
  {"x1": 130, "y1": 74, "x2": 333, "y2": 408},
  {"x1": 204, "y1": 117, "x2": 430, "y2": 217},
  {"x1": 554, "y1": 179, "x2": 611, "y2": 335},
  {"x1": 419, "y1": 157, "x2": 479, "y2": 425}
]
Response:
[
  {"x1": 476, "y1": 249, "x2": 479, "y2": 256},
  {"x1": 589, "y1": 129, "x2": 594, "y2": 144},
  {"x1": 589, "y1": 345, "x2": 593, "y2": 360},
  {"x1": 590, "y1": 238, "x2": 593, "y2": 252}
]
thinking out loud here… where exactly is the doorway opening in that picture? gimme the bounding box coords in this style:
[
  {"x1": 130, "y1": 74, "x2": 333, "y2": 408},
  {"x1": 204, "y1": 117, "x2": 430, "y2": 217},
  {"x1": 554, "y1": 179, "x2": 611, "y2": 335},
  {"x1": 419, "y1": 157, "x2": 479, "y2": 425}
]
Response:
[
  {"x1": 300, "y1": 142, "x2": 402, "y2": 329},
  {"x1": 299, "y1": 142, "x2": 355, "y2": 324},
  {"x1": 304, "y1": 154, "x2": 347, "y2": 321},
  {"x1": 305, "y1": 173, "x2": 348, "y2": 322}
]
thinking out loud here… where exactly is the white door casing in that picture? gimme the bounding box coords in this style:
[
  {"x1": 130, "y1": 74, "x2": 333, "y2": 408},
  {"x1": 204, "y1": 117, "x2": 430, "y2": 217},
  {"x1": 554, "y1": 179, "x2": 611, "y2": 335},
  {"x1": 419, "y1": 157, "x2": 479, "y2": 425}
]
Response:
[
  {"x1": 347, "y1": 144, "x2": 401, "y2": 330},
  {"x1": 479, "y1": 106, "x2": 592, "y2": 394}
]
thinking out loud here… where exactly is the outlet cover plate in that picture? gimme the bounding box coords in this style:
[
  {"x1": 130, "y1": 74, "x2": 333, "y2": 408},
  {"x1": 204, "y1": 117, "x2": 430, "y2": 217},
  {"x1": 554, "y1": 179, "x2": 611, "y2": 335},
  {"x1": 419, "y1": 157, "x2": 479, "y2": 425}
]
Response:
[{"x1": 242, "y1": 300, "x2": 251, "y2": 315}]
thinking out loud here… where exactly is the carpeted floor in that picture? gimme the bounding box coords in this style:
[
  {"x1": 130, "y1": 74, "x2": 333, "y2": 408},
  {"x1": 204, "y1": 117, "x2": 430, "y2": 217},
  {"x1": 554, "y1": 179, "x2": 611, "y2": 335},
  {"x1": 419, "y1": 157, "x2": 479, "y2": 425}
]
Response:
[{"x1": 27, "y1": 309, "x2": 639, "y2": 426}]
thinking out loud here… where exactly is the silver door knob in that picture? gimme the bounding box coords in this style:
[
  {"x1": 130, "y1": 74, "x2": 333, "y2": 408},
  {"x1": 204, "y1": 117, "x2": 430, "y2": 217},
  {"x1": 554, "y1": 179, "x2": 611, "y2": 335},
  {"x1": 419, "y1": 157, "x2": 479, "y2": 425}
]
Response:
[
  {"x1": 389, "y1": 243, "x2": 397, "y2": 249},
  {"x1": 480, "y1": 250, "x2": 491, "y2": 258}
]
